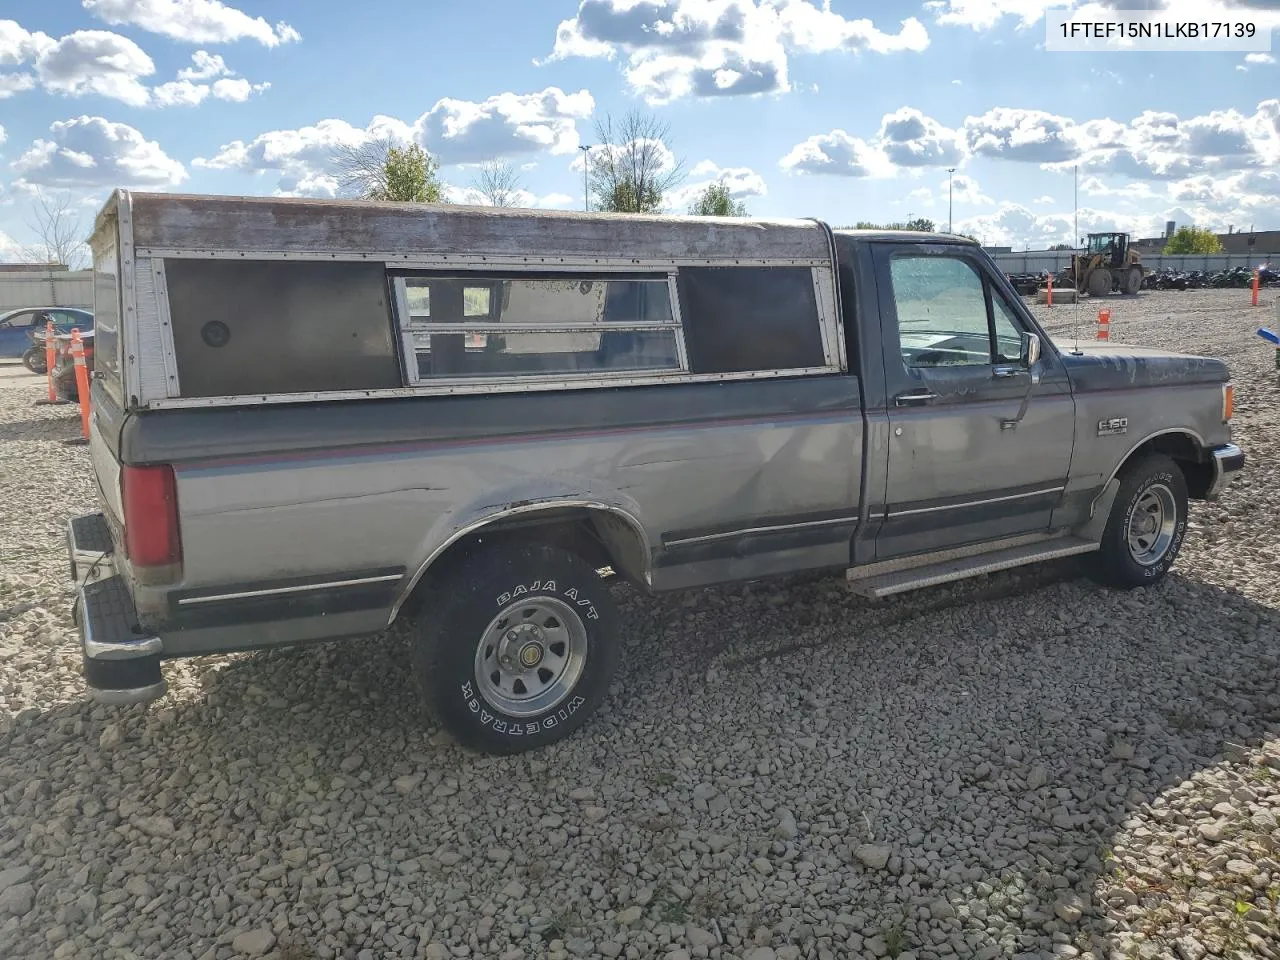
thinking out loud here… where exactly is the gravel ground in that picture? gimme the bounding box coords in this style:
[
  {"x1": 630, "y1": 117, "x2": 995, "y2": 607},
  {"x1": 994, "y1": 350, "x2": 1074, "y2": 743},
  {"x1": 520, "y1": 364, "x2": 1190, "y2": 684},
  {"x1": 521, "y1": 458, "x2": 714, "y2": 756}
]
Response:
[{"x1": 0, "y1": 289, "x2": 1278, "y2": 960}]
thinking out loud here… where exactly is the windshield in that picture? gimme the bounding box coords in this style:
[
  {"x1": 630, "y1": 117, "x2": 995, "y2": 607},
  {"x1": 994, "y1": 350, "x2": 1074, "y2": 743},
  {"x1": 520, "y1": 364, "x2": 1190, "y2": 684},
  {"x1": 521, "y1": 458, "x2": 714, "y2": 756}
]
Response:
[{"x1": 1088, "y1": 234, "x2": 1118, "y2": 254}]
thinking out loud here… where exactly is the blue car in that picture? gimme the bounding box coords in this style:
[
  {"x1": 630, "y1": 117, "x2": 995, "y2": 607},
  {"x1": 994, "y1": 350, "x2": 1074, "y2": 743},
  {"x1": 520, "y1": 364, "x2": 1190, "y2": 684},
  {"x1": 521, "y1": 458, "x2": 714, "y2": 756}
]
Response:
[{"x1": 0, "y1": 307, "x2": 94, "y2": 372}]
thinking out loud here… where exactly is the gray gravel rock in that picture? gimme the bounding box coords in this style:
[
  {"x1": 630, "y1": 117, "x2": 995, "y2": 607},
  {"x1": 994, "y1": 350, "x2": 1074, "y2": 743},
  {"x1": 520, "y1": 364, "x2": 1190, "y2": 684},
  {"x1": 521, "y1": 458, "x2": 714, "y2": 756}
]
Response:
[
  {"x1": 0, "y1": 883, "x2": 34, "y2": 917},
  {"x1": 855, "y1": 844, "x2": 891, "y2": 870},
  {"x1": 230, "y1": 928, "x2": 275, "y2": 956}
]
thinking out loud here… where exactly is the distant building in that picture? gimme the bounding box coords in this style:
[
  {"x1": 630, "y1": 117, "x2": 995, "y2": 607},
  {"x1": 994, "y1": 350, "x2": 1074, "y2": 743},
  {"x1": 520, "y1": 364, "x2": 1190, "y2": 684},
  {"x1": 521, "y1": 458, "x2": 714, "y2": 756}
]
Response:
[
  {"x1": 982, "y1": 245, "x2": 1013, "y2": 254},
  {"x1": 1132, "y1": 223, "x2": 1280, "y2": 256},
  {"x1": 1218, "y1": 229, "x2": 1280, "y2": 255},
  {"x1": 0, "y1": 263, "x2": 68, "y2": 273}
]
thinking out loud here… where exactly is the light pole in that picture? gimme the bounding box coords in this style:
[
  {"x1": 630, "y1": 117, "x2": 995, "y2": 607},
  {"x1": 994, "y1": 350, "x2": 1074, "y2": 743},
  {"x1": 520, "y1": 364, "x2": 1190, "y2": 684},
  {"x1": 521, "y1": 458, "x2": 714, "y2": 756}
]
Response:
[
  {"x1": 946, "y1": 167, "x2": 955, "y2": 234},
  {"x1": 579, "y1": 144, "x2": 592, "y2": 212}
]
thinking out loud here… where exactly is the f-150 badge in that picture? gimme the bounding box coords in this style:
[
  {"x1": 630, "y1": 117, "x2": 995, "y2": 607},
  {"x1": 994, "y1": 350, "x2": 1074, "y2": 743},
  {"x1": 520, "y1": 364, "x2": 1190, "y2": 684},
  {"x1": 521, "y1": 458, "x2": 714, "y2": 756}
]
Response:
[{"x1": 1097, "y1": 416, "x2": 1128, "y2": 437}]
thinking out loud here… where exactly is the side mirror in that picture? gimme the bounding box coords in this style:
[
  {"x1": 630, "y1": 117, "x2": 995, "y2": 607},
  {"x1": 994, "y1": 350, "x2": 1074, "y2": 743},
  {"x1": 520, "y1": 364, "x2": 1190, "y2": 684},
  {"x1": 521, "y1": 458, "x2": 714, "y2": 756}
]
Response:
[{"x1": 1021, "y1": 331, "x2": 1041, "y2": 368}]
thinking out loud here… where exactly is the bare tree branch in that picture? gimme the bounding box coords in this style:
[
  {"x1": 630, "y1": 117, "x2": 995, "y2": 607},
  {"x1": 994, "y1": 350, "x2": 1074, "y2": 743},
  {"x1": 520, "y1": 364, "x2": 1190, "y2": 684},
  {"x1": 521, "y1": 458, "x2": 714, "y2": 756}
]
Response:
[
  {"x1": 331, "y1": 137, "x2": 396, "y2": 200},
  {"x1": 470, "y1": 159, "x2": 525, "y2": 207},
  {"x1": 589, "y1": 110, "x2": 685, "y2": 214},
  {"x1": 23, "y1": 190, "x2": 89, "y2": 269},
  {"x1": 331, "y1": 137, "x2": 447, "y2": 203}
]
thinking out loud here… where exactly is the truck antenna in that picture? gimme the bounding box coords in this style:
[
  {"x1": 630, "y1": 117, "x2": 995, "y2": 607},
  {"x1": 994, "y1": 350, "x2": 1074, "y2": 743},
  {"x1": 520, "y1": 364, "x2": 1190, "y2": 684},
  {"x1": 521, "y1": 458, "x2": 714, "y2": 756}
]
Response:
[{"x1": 1071, "y1": 164, "x2": 1082, "y2": 355}]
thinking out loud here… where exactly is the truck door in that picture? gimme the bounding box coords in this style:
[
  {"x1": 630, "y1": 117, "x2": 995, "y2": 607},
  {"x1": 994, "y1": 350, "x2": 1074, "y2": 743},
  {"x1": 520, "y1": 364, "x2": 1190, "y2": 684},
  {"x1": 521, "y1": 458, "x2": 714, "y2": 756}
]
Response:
[{"x1": 869, "y1": 243, "x2": 1076, "y2": 559}]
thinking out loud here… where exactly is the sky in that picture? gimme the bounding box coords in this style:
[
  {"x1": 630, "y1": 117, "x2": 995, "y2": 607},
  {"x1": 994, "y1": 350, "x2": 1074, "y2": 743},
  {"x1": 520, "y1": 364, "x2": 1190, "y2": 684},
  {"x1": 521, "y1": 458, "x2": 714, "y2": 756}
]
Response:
[{"x1": 1, "y1": 0, "x2": 1279, "y2": 261}]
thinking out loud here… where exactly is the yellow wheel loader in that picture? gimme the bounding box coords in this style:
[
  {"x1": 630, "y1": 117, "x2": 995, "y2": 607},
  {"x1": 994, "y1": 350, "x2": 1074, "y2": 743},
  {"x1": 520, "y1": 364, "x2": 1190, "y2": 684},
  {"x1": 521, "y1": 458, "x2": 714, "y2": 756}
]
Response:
[{"x1": 1061, "y1": 232, "x2": 1146, "y2": 297}]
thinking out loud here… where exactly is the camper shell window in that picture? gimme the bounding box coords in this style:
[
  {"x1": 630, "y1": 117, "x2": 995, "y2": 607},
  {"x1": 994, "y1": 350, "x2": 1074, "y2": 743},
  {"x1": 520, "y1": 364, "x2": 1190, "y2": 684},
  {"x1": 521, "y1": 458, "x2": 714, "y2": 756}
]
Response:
[{"x1": 395, "y1": 275, "x2": 685, "y2": 381}]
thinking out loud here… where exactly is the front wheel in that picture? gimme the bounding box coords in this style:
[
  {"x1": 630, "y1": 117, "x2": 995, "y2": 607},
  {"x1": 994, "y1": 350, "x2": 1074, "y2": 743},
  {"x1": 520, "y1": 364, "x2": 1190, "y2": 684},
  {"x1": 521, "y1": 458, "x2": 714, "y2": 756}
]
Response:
[
  {"x1": 1089, "y1": 454, "x2": 1188, "y2": 589},
  {"x1": 1122, "y1": 266, "x2": 1142, "y2": 295},
  {"x1": 1087, "y1": 268, "x2": 1113, "y2": 298},
  {"x1": 22, "y1": 346, "x2": 46, "y2": 374},
  {"x1": 411, "y1": 542, "x2": 620, "y2": 753}
]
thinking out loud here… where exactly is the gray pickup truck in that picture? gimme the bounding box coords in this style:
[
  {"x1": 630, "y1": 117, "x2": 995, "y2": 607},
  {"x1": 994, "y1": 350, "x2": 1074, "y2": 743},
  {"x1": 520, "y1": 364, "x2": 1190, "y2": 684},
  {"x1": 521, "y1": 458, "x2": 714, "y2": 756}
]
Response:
[{"x1": 67, "y1": 191, "x2": 1243, "y2": 753}]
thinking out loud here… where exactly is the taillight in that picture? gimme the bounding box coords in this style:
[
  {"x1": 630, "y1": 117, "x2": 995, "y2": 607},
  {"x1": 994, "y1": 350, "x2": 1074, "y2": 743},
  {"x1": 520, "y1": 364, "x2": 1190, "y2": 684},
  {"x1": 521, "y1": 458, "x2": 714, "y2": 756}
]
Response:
[
  {"x1": 121, "y1": 465, "x2": 182, "y2": 571},
  {"x1": 1223, "y1": 383, "x2": 1235, "y2": 422}
]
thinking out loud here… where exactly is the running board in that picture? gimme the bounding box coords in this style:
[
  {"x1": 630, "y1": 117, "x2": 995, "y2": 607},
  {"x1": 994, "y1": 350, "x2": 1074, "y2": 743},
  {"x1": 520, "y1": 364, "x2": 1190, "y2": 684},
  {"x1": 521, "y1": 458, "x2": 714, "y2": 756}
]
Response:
[{"x1": 846, "y1": 537, "x2": 1098, "y2": 599}]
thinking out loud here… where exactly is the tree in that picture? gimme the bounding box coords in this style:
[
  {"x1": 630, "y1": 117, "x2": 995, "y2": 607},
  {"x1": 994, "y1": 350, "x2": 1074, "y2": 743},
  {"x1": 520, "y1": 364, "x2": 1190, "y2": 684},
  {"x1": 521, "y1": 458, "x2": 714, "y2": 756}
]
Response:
[
  {"x1": 1163, "y1": 225, "x2": 1223, "y2": 254},
  {"x1": 847, "y1": 218, "x2": 935, "y2": 232},
  {"x1": 470, "y1": 159, "x2": 524, "y2": 207},
  {"x1": 332, "y1": 137, "x2": 445, "y2": 203},
  {"x1": 23, "y1": 190, "x2": 88, "y2": 269},
  {"x1": 688, "y1": 180, "x2": 747, "y2": 217},
  {"x1": 589, "y1": 110, "x2": 685, "y2": 214},
  {"x1": 1049, "y1": 243, "x2": 1075, "y2": 251}
]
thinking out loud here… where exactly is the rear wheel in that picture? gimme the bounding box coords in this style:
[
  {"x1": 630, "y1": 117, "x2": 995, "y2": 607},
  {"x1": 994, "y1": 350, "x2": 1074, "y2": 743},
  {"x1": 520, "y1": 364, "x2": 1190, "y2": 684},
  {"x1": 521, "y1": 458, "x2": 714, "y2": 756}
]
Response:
[
  {"x1": 1089, "y1": 454, "x2": 1188, "y2": 589},
  {"x1": 411, "y1": 542, "x2": 620, "y2": 753}
]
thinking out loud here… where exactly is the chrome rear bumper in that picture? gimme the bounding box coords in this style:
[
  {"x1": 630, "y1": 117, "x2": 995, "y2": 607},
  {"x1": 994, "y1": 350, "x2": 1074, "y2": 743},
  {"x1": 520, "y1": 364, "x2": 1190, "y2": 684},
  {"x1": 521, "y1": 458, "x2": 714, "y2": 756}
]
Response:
[
  {"x1": 1205, "y1": 443, "x2": 1245, "y2": 501},
  {"x1": 67, "y1": 514, "x2": 166, "y2": 705}
]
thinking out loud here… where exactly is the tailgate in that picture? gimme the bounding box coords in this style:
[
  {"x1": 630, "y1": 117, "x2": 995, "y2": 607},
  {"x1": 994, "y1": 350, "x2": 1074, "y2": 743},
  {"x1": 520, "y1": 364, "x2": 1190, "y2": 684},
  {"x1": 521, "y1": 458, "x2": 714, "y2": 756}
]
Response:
[{"x1": 88, "y1": 382, "x2": 126, "y2": 555}]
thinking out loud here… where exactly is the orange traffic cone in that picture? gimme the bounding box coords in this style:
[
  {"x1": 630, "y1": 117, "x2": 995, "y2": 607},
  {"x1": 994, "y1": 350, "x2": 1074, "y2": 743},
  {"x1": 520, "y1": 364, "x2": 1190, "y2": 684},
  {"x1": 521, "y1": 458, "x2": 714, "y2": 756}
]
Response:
[
  {"x1": 63, "y1": 328, "x2": 92, "y2": 446},
  {"x1": 1096, "y1": 308, "x2": 1111, "y2": 341}
]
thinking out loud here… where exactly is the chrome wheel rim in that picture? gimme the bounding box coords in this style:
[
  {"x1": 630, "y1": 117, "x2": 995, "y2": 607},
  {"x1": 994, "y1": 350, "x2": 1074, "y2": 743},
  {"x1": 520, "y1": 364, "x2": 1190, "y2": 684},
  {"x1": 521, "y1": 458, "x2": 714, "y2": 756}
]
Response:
[
  {"x1": 474, "y1": 596, "x2": 588, "y2": 717},
  {"x1": 1126, "y1": 483, "x2": 1177, "y2": 566}
]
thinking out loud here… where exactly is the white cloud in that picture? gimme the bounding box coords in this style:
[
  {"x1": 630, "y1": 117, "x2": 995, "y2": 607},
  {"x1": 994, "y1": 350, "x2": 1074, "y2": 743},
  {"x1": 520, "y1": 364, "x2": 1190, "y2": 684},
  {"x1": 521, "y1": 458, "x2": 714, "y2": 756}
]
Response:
[
  {"x1": 0, "y1": 72, "x2": 35, "y2": 98},
  {"x1": 961, "y1": 101, "x2": 1280, "y2": 180},
  {"x1": 779, "y1": 129, "x2": 896, "y2": 177},
  {"x1": 152, "y1": 78, "x2": 208, "y2": 106},
  {"x1": 781, "y1": 105, "x2": 963, "y2": 179},
  {"x1": 418, "y1": 87, "x2": 593, "y2": 164},
  {"x1": 1033, "y1": 195, "x2": 1055, "y2": 205},
  {"x1": 211, "y1": 77, "x2": 268, "y2": 101},
  {"x1": 12, "y1": 116, "x2": 187, "y2": 189},
  {"x1": 1079, "y1": 176, "x2": 1156, "y2": 200},
  {"x1": 0, "y1": 20, "x2": 264, "y2": 107},
  {"x1": 668, "y1": 158, "x2": 767, "y2": 211},
  {"x1": 926, "y1": 0, "x2": 1061, "y2": 30},
  {"x1": 150, "y1": 50, "x2": 266, "y2": 106},
  {"x1": 878, "y1": 107, "x2": 963, "y2": 167},
  {"x1": 545, "y1": 0, "x2": 927, "y2": 104},
  {"x1": 1245, "y1": 53, "x2": 1276, "y2": 66},
  {"x1": 82, "y1": 0, "x2": 299, "y2": 47},
  {"x1": 177, "y1": 49, "x2": 229, "y2": 80},
  {"x1": 963, "y1": 107, "x2": 1078, "y2": 163},
  {"x1": 0, "y1": 228, "x2": 22, "y2": 261},
  {"x1": 201, "y1": 87, "x2": 593, "y2": 194},
  {"x1": 196, "y1": 117, "x2": 391, "y2": 174},
  {"x1": 35, "y1": 29, "x2": 155, "y2": 107},
  {"x1": 274, "y1": 171, "x2": 340, "y2": 199},
  {"x1": 947, "y1": 173, "x2": 991, "y2": 205},
  {"x1": 954, "y1": 203, "x2": 1165, "y2": 249}
]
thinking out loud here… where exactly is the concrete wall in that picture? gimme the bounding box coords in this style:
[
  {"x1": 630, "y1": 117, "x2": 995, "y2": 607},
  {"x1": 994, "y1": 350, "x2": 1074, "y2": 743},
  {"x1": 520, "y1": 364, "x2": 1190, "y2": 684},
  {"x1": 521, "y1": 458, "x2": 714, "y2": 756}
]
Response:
[
  {"x1": 990, "y1": 251, "x2": 1280, "y2": 274},
  {"x1": 0, "y1": 269, "x2": 95, "y2": 311}
]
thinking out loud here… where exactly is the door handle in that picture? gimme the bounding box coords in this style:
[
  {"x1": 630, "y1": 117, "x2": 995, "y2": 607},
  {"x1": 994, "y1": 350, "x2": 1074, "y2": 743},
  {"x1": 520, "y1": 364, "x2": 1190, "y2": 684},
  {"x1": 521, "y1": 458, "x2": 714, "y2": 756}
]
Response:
[
  {"x1": 894, "y1": 390, "x2": 937, "y2": 407},
  {"x1": 992, "y1": 365, "x2": 1022, "y2": 378}
]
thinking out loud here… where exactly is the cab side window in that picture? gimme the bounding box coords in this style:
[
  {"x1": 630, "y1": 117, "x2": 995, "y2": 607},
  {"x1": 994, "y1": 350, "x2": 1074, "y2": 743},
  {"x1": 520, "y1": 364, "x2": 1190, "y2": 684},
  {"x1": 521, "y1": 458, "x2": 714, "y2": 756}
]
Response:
[{"x1": 888, "y1": 255, "x2": 1023, "y2": 369}]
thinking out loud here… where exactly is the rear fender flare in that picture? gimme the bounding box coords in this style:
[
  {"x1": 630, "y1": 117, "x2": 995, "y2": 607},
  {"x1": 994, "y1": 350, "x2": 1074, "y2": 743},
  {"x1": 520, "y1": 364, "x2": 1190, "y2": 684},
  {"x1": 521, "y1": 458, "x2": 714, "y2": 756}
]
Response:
[{"x1": 388, "y1": 485, "x2": 650, "y2": 624}]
